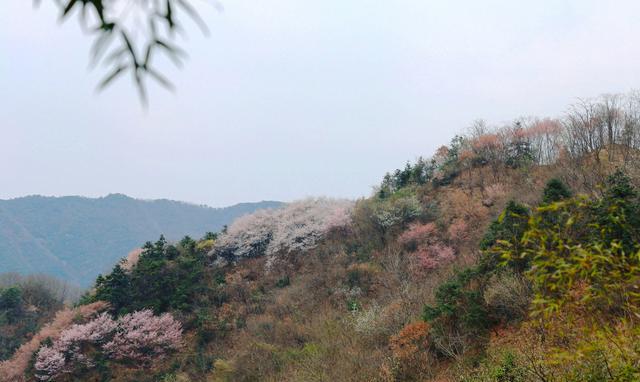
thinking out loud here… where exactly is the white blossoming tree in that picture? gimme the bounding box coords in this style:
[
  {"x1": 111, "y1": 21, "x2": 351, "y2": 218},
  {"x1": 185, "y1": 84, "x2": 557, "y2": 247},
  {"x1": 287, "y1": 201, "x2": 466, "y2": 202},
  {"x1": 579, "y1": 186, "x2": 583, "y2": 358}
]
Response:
[{"x1": 212, "y1": 198, "x2": 353, "y2": 264}]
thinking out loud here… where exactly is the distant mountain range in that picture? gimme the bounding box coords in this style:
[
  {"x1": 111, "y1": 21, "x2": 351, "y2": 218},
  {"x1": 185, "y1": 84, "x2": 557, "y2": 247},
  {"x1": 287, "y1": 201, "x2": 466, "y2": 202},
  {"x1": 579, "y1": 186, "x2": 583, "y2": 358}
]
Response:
[{"x1": 0, "y1": 194, "x2": 282, "y2": 287}]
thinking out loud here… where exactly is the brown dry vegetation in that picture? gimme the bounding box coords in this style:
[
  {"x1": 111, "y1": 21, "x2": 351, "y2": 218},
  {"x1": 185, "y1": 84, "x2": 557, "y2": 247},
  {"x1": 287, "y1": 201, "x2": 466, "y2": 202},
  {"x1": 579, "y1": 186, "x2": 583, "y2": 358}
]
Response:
[
  {"x1": 4, "y1": 154, "x2": 632, "y2": 382},
  {"x1": 5, "y1": 92, "x2": 640, "y2": 381},
  {"x1": 158, "y1": 156, "x2": 612, "y2": 382}
]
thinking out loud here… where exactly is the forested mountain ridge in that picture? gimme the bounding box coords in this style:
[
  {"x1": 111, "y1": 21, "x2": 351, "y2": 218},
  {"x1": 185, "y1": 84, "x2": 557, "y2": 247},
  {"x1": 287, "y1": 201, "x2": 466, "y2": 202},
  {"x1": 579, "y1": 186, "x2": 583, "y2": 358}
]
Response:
[{"x1": 0, "y1": 194, "x2": 282, "y2": 286}]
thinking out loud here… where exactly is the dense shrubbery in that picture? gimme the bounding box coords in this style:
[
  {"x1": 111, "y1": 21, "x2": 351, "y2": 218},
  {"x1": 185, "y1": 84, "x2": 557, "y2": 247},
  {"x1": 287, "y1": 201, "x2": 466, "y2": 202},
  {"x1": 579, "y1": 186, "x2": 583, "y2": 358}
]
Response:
[
  {"x1": 417, "y1": 191, "x2": 536, "y2": 360},
  {"x1": 0, "y1": 274, "x2": 77, "y2": 362},
  {"x1": 422, "y1": 266, "x2": 492, "y2": 358},
  {"x1": 9, "y1": 92, "x2": 640, "y2": 381},
  {"x1": 89, "y1": 235, "x2": 207, "y2": 316},
  {"x1": 0, "y1": 302, "x2": 108, "y2": 382},
  {"x1": 478, "y1": 200, "x2": 531, "y2": 277},
  {"x1": 398, "y1": 222, "x2": 456, "y2": 275},
  {"x1": 34, "y1": 309, "x2": 182, "y2": 381},
  {"x1": 350, "y1": 188, "x2": 429, "y2": 259},
  {"x1": 9, "y1": 171, "x2": 639, "y2": 381},
  {"x1": 3, "y1": 232, "x2": 202, "y2": 381},
  {"x1": 419, "y1": 171, "x2": 640, "y2": 380},
  {"x1": 541, "y1": 178, "x2": 572, "y2": 204},
  {"x1": 507, "y1": 171, "x2": 640, "y2": 317}
]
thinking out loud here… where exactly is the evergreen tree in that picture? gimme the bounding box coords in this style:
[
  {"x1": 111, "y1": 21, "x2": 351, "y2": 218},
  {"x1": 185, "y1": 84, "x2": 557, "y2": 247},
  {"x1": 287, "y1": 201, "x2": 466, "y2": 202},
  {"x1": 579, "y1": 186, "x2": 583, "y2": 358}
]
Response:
[
  {"x1": 480, "y1": 201, "x2": 530, "y2": 272},
  {"x1": 542, "y1": 178, "x2": 572, "y2": 204},
  {"x1": 0, "y1": 287, "x2": 23, "y2": 323},
  {"x1": 95, "y1": 264, "x2": 132, "y2": 315},
  {"x1": 606, "y1": 169, "x2": 637, "y2": 200}
]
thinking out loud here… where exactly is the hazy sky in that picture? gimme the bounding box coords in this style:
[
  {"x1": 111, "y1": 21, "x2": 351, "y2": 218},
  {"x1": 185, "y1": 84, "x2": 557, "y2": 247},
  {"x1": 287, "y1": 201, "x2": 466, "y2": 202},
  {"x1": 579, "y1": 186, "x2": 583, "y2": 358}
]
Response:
[{"x1": 3, "y1": 1, "x2": 640, "y2": 207}]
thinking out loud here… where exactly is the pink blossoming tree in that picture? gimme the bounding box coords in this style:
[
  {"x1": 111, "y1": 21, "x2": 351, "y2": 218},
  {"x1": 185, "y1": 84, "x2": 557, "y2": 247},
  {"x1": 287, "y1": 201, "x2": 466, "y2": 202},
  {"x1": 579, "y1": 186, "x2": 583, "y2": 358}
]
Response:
[
  {"x1": 34, "y1": 309, "x2": 182, "y2": 381},
  {"x1": 103, "y1": 310, "x2": 183, "y2": 362},
  {"x1": 397, "y1": 222, "x2": 456, "y2": 275}
]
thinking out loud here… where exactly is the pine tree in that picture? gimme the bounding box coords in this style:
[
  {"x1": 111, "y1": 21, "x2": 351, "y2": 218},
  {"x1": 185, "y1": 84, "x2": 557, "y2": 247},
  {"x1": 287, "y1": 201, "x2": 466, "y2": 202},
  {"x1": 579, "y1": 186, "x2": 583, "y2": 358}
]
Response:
[{"x1": 542, "y1": 178, "x2": 572, "y2": 204}]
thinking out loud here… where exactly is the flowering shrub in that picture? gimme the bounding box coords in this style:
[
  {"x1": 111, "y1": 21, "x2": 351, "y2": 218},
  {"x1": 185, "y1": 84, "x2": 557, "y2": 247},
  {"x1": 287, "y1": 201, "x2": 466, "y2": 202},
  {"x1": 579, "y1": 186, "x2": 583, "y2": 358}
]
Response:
[
  {"x1": 396, "y1": 222, "x2": 456, "y2": 273},
  {"x1": 0, "y1": 301, "x2": 107, "y2": 382},
  {"x1": 352, "y1": 303, "x2": 383, "y2": 335},
  {"x1": 34, "y1": 347, "x2": 66, "y2": 381},
  {"x1": 397, "y1": 223, "x2": 437, "y2": 250},
  {"x1": 214, "y1": 209, "x2": 274, "y2": 260},
  {"x1": 35, "y1": 312, "x2": 119, "y2": 378},
  {"x1": 34, "y1": 309, "x2": 182, "y2": 381},
  {"x1": 213, "y1": 198, "x2": 353, "y2": 262},
  {"x1": 271, "y1": 199, "x2": 352, "y2": 253},
  {"x1": 413, "y1": 244, "x2": 455, "y2": 271},
  {"x1": 104, "y1": 310, "x2": 183, "y2": 362},
  {"x1": 372, "y1": 194, "x2": 423, "y2": 230}
]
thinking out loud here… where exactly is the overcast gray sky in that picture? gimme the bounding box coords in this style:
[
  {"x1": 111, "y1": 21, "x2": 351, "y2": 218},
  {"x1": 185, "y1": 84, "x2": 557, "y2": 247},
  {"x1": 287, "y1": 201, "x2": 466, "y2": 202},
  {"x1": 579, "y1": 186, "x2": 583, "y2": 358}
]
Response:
[{"x1": 2, "y1": 1, "x2": 640, "y2": 207}]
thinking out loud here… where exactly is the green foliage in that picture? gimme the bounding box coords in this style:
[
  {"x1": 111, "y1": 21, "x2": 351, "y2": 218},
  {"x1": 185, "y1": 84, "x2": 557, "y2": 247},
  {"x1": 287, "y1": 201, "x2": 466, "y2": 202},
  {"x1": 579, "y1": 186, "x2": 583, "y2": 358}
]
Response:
[
  {"x1": 379, "y1": 135, "x2": 469, "y2": 193},
  {"x1": 203, "y1": 232, "x2": 218, "y2": 241},
  {"x1": 275, "y1": 276, "x2": 290, "y2": 288},
  {"x1": 542, "y1": 178, "x2": 572, "y2": 204},
  {"x1": 460, "y1": 351, "x2": 529, "y2": 382},
  {"x1": 421, "y1": 200, "x2": 535, "y2": 358},
  {"x1": 347, "y1": 299, "x2": 361, "y2": 312},
  {"x1": 520, "y1": 199, "x2": 639, "y2": 316},
  {"x1": 479, "y1": 201, "x2": 530, "y2": 272},
  {"x1": 379, "y1": 157, "x2": 434, "y2": 197},
  {"x1": 505, "y1": 124, "x2": 534, "y2": 169},
  {"x1": 492, "y1": 352, "x2": 527, "y2": 382},
  {"x1": 495, "y1": 171, "x2": 640, "y2": 317},
  {"x1": 434, "y1": 135, "x2": 466, "y2": 186},
  {"x1": 422, "y1": 267, "x2": 492, "y2": 357},
  {"x1": 596, "y1": 170, "x2": 640, "y2": 250},
  {"x1": 45, "y1": 0, "x2": 213, "y2": 103},
  {"x1": 422, "y1": 183, "x2": 569, "y2": 360},
  {"x1": 606, "y1": 169, "x2": 637, "y2": 200},
  {"x1": 557, "y1": 323, "x2": 640, "y2": 382},
  {"x1": 0, "y1": 287, "x2": 23, "y2": 323},
  {"x1": 196, "y1": 239, "x2": 216, "y2": 254},
  {"x1": 92, "y1": 235, "x2": 208, "y2": 316},
  {"x1": 423, "y1": 267, "x2": 489, "y2": 330},
  {"x1": 352, "y1": 188, "x2": 425, "y2": 253},
  {"x1": 479, "y1": 201, "x2": 529, "y2": 251},
  {"x1": 0, "y1": 276, "x2": 65, "y2": 361},
  {"x1": 94, "y1": 264, "x2": 132, "y2": 315}
]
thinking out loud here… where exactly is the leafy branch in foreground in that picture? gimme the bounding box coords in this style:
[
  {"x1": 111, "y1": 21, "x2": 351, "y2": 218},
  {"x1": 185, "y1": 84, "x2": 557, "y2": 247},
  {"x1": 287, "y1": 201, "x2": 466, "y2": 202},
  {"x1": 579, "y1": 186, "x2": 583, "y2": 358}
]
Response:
[{"x1": 38, "y1": 0, "x2": 216, "y2": 104}]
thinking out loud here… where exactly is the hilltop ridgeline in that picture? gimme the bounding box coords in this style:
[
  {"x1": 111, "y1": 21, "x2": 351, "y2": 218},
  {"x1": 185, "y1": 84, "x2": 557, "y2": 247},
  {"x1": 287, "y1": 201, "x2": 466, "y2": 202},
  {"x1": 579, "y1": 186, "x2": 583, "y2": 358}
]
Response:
[{"x1": 0, "y1": 194, "x2": 282, "y2": 286}]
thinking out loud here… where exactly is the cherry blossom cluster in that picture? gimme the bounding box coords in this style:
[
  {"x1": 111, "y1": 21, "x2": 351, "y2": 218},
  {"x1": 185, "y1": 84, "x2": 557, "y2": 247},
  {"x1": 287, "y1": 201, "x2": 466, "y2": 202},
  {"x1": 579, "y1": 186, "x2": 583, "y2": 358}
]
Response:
[
  {"x1": 398, "y1": 222, "x2": 456, "y2": 274},
  {"x1": 213, "y1": 197, "x2": 353, "y2": 262},
  {"x1": 0, "y1": 301, "x2": 107, "y2": 382},
  {"x1": 34, "y1": 309, "x2": 182, "y2": 381}
]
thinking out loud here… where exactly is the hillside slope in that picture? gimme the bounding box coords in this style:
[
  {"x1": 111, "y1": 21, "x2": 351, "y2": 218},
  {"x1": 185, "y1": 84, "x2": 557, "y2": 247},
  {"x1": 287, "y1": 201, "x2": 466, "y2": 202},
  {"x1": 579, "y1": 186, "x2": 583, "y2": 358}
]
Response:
[
  {"x1": 3, "y1": 93, "x2": 640, "y2": 382},
  {"x1": 0, "y1": 194, "x2": 282, "y2": 286}
]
